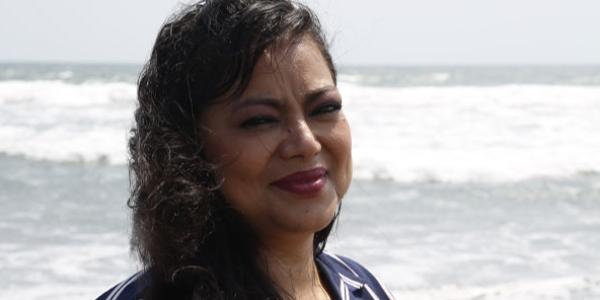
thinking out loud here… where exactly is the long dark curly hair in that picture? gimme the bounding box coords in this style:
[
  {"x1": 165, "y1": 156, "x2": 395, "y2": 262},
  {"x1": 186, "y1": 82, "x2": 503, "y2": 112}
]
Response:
[{"x1": 128, "y1": 0, "x2": 338, "y2": 299}]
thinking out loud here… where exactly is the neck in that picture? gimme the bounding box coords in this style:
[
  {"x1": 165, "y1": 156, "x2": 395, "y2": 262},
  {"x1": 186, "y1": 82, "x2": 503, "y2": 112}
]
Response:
[{"x1": 259, "y1": 233, "x2": 328, "y2": 300}]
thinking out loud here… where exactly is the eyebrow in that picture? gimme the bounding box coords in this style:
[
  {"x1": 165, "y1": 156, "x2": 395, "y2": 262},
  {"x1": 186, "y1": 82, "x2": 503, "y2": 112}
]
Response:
[{"x1": 232, "y1": 85, "x2": 337, "y2": 113}]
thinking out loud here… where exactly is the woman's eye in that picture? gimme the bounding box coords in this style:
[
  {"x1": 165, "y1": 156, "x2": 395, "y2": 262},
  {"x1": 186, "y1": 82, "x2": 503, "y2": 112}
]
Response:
[
  {"x1": 310, "y1": 102, "x2": 342, "y2": 116},
  {"x1": 240, "y1": 116, "x2": 279, "y2": 129}
]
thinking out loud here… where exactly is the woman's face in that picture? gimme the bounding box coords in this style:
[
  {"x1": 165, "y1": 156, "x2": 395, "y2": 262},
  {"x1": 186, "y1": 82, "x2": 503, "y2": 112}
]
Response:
[{"x1": 200, "y1": 36, "x2": 352, "y2": 240}]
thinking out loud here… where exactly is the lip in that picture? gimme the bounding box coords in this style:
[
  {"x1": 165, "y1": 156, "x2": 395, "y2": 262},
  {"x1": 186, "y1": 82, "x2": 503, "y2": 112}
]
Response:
[{"x1": 271, "y1": 167, "x2": 327, "y2": 196}]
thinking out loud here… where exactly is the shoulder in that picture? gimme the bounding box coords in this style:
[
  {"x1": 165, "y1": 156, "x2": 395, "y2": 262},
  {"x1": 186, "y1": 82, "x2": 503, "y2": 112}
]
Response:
[
  {"x1": 317, "y1": 252, "x2": 395, "y2": 300},
  {"x1": 96, "y1": 271, "x2": 147, "y2": 300}
]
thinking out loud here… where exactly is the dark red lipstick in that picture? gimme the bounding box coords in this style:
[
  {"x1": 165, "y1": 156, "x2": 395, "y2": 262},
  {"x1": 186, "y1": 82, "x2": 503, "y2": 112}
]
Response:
[{"x1": 271, "y1": 167, "x2": 327, "y2": 196}]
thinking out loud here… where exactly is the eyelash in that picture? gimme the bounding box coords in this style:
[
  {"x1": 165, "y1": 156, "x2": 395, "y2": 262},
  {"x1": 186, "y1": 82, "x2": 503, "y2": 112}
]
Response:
[
  {"x1": 239, "y1": 101, "x2": 342, "y2": 129},
  {"x1": 310, "y1": 102, "x2": 342, "y2": 117},
  {"x1": 240, "y1": 116, "x2": 279, "y2": 129}
]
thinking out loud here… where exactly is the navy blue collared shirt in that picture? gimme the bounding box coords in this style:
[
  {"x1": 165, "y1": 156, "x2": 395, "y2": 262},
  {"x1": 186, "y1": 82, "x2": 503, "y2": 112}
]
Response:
[{"x1": 97, "y1": 252, "x2": 394, "y2": 300}]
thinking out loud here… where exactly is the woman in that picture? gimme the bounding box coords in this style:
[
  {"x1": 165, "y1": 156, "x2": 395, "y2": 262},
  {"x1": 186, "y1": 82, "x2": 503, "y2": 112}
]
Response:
[{"x1": 97, "y1": 0, "x2": 393, "y2": 299}]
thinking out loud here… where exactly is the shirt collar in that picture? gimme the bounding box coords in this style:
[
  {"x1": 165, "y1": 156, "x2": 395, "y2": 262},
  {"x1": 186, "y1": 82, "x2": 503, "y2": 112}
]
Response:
[{"x1": 316, "y1": 252, "x2": 374, "y2": 300}]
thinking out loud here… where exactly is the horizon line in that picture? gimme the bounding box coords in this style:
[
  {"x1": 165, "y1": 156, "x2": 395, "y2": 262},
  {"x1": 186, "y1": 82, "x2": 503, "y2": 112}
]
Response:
[{"x1": 2, "y1": 59, "x2": 600, "y2": 68}]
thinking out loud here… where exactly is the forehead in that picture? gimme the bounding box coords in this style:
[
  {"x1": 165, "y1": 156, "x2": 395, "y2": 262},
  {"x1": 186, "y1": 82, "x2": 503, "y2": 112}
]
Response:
[
  {"x1": 242, "y1": 36, "x2": 334, "y2": 96},
  {"x1": 204, "y1": 36, "x2": 335, "y2": 114}
]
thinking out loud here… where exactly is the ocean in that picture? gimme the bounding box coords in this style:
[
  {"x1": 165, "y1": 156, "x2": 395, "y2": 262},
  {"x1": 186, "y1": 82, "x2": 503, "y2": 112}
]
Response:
[{"x1": 1, "y1": 63, "x2": 599, "y2": 299}]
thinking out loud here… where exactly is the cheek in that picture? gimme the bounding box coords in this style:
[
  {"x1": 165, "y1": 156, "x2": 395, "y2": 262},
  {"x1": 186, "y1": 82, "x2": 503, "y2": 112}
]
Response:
[
  {"x1": 209, "y1": 134, "x2": 279, "y2": 204},
  {"x1": 216, "y1": 150, "x2": 266, "y2": 218},
  {"x1": 206, "y1": 132, "x2": 278, "y2": 173}
]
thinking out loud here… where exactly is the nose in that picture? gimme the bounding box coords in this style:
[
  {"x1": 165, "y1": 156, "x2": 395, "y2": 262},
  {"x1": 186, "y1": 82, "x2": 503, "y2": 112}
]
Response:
[{"x1": 278, "y1": 119, "x2": 322, "y2": 160}]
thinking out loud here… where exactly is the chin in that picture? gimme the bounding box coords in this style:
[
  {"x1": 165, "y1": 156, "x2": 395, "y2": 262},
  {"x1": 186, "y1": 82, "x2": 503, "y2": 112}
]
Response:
[
  {"x1": 281, "y1": 216, "x2": 335, "y2": 235},
  {"x1": 281, "y1": 199, "x2": 339, "y2": 234},
  {"x1": 312, "y1": 212, "x2": 337, "y2": 232}
]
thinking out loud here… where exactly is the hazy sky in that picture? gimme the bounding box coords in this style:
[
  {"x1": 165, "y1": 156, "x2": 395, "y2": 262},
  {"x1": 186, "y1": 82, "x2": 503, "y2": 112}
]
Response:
[{"x1": 1, "y1": 0, "x2": 599, "y2": 65}]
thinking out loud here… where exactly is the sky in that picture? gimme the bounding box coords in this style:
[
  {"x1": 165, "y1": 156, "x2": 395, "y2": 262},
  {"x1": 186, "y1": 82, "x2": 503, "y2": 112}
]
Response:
[{"x1": 1, "y1": 0, "x2": 599, "y2": 65}]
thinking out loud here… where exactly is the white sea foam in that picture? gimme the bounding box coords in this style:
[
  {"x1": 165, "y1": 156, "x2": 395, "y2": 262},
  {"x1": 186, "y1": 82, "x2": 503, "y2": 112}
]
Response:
[
  {"x1": 387, "y1": 277, "x2": 600, "y2": 300},
  {"x1": 1, "y1": 80, "x2": 599, "y2": 182},
  {"x1": 0, "y1": 80, "x2": 135, "y2": 164},
  {"x1": 1, "y1": 233, "x2": 136, "y2": 300},
  {"x1": 341, "y1": 83, "x2": 600, "y2": 182}
]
